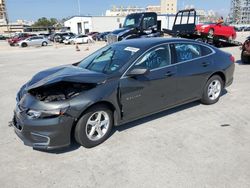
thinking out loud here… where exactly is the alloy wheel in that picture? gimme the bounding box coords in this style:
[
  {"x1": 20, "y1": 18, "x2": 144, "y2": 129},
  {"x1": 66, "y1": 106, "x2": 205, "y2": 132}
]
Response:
[
  {"x1": 207, "y1": 80, "x2": 221, "y2": 100},
  {"x1": 85, "y1": 111, "x2": 110, "y2": 141}
]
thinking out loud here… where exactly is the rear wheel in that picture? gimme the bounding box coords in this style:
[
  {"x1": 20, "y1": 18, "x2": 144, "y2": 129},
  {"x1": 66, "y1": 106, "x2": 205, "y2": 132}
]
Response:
[
  {"x1": 228, "y1": 35, "x2": 234, "y2": 42},
  {"x1": 74, "y1": 105, "x2": 113, "y2": 148},
  {"x1": 42, "y1": 41, "x2": 48, "y2": 46},
  {"x1": 201, "y1": 75, "x2": 223, "y2": 105}
]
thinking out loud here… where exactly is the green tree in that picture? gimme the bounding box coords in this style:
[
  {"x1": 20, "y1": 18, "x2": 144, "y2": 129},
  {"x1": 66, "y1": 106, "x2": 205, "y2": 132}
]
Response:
[{"x1": 32, "y1": 17, "x2": 58, "y2": 27}]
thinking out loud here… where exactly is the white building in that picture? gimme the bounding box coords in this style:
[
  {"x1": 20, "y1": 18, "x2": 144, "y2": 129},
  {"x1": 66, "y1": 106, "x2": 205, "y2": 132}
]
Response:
[
  {"x1": 146, "y1": 5, "x2": 161, "y2": 14},
  {"x1": 105, "y1": 6, "x2": 145, "y2": 16},
  {"x1": 161, "y1": 0, "x2": 177, "y2": 14},
  {"x1": 64, "y1": 16, "x2": 126, "y2": 34}
]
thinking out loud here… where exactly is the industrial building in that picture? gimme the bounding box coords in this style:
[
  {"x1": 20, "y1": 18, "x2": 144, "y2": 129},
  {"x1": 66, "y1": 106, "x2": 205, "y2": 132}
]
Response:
[
  {"x1": 0, "y1": 0, "x2": 7, "y2": 25},
  {"x1": 64, "y1": 16, "x2": 126, "y2": 34},
  {"x1": 105, "y1": 0, "x2": 177, "y2": 16},
  {"x1": 105, "y1": 6, "x2": 145, "y2": 16},
  {"x1": 230, "y1": 0, "x2": 250, "y2": 24},
  {"x1": 161, "y1": 0, "x2": 177, "y2": 14}
]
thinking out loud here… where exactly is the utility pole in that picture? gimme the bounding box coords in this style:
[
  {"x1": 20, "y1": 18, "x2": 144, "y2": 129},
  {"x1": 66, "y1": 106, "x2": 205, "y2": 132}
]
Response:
[{"x1": 77, "y1": 0, "x2": 81, "y2": 16}]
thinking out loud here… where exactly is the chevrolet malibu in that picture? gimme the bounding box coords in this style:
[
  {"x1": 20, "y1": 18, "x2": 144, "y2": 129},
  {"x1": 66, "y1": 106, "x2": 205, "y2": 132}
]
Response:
[{"x1": 12, "y1": 38, "x2": 235, "y2": 150}]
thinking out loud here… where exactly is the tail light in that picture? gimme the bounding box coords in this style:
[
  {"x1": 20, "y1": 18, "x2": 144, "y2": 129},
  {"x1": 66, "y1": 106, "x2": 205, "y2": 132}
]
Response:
[{"x1": 230, "y1": 55, "x2": 235, "y2": 63}]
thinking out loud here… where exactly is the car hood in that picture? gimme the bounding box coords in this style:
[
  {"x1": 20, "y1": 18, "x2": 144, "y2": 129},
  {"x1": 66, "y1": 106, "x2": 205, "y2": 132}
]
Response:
[
  {"x1": 26, "y1": 65, "x2": 108, "y2": 90},
  {"x1": 111, "y1": 27, "x2": 133, "y2": 35}
]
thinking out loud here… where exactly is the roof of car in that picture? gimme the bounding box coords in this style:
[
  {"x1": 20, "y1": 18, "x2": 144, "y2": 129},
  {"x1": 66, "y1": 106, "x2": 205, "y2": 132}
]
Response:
[{"x1": 113, "y1": 37, "x2": 196, "y2": 50}]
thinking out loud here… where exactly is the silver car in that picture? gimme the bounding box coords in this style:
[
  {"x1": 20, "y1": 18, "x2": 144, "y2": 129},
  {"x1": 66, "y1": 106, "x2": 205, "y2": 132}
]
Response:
[{"x1": 18, "y1": 36, "x2": 49, "y2": 47}]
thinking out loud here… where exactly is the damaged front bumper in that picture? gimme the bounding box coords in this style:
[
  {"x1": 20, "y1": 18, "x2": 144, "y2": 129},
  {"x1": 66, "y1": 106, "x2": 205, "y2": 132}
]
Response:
[{"x1": 12, "y1": 95, "x2": 75, "y2": 150}]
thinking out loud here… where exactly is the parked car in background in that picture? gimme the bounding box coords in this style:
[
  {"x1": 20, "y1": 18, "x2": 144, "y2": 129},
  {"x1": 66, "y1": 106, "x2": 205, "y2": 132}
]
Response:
[
  {"x1": 196, "y1": 23, "x2": 236, "y2": 40},
  {"x1": 87, "y1": 32, "x2": 99, "y2": 40},
  {"x1": 63, "y1": 34, "x2": 93, "y2": 44},
  {"x1": 38, "y1": 33, "x2": 50, "y2": 38},
  {"x1": 18, "y1": 36, "x2": 49, "y2": 47},
  {"x1": 241, "y1": 36, "x2": 250, "y2": 64},
  {"x1": 8, "y1": 33, "x2": 36, "y2": 46},
  {"x1": 96, "y1": 32, "x2": 111, "y2": 41},
  {"x1": 12, "y1": 38, "x2": 235, "y2": 150},
  {"x1": 0, "y1": 35, "x2": 7, "y2": 40},
  {"x1": 49, "y1": 32, "x2": 75, "y2": 43}
]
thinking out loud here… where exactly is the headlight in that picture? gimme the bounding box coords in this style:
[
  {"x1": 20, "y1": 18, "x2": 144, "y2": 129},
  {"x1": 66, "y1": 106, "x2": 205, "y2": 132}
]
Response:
[{"x1": 27, "y1": 107, "x2": 68, "y2": 119}]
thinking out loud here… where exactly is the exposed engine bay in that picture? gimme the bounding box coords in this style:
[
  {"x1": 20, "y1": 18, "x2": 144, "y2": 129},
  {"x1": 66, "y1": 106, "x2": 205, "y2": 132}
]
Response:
[{"x1": 29, "y1": 81, "x2": 96, "y2": 102}]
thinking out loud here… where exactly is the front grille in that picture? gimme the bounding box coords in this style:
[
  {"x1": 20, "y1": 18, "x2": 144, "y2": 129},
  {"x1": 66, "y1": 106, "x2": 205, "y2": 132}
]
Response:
[{"x1": 106, "y1": 34, "x2": 118, "y2": 44}]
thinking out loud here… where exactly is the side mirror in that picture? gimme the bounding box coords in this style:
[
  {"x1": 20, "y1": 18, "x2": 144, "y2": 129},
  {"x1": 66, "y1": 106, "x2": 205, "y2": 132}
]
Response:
[{"x1": 126, "y1": 67, "x2": 149, "y2": 77}]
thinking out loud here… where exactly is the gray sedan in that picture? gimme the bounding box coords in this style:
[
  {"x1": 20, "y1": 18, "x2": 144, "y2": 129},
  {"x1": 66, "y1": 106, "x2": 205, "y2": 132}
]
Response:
[
  {"x1": 18, "y1": 36, "x2": 49, "y2": 47},
  {"x1": 13, "y1": 38, "x2": 235, "y2": 149}
]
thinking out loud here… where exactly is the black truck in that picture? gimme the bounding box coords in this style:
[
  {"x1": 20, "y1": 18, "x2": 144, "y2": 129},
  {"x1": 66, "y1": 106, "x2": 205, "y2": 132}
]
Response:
[
  {"x1": 106, "y1": 12, "x2": 162, "y2": 44},
  {"x1": 107, "y1": 9, "x2": 241, "y2": 48}
]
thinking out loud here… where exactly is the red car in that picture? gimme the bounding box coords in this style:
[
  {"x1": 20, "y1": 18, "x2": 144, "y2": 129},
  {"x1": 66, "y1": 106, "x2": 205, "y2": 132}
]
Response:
[
  {"x1": 8, "y1": 33, "x2": 36, "y2": 46},
  {"x1": 196, "y1": 23, "x2": 236, "y2": 40}
]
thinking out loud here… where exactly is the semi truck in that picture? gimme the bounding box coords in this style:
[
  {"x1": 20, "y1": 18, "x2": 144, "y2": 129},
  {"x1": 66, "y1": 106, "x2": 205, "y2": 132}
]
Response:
[{"x1": 106, "y1": 12, "x2": 163, "y2": 44}]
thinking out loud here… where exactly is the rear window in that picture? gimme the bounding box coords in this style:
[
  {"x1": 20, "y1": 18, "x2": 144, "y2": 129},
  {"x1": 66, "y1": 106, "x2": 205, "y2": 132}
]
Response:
[
  {"x1": 174, "y1": 43, "x2": 202, "y2": 62},
  {"x1": 201, "y1": 45, "x2": 213, "y2": 56},
  {"x1": 174, "y1": 43, "x2": 213, "y2": 63}
]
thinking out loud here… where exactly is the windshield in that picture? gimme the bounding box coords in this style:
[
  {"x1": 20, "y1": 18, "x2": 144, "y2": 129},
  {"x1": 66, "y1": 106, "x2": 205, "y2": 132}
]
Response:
[
  {"x1": 123, "y1": 14, "x2": 142, "y2": 28},
  {"x1": 78, "y1": 44, "x2": 140, "y2": 74}
]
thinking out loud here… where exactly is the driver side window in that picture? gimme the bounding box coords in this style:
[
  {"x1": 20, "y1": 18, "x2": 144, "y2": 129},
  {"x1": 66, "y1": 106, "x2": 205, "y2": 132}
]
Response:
[{"x1": 134, "y1": 45, "x2": 171, "y2": 70}]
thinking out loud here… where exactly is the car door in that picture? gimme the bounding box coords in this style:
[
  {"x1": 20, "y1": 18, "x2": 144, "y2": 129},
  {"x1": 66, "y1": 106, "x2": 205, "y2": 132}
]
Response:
[
  {"x1": 172, "y1": 42, "x2": 215, "y2": 103},
  {"x1": 214, "y1": 24, "x2": 223, "y2": 36},
  {"x1": 75, "y1": 36, "x2": 81, "y2": 43},
  {"x1": 220, "y1": 24, "x2": 232, "y2": 38},
  {"x1": 33, "y1": 37, "x2": 43, "y2": 45},
  {"x1": 119, "y1": 44, "x2": 178, "y2": 121},
  {"x1": 28, "y1": 37, "x2": 37, "y2": 46}
]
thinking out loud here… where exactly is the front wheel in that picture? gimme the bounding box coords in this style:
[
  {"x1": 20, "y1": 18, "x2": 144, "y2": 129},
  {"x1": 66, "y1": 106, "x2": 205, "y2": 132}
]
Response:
[
  {"x1": 74, "y1": 105, "x2": 113, "y2": 148},
  {"x1": 241, "y1": 50, "x2": 250, "y2": 64},
  {"x1": 21, "y1": 43, "x2": 28, "y2": 47},
  {"x1": 201, "y1": 75, "x2": 223, "y2": 105}
]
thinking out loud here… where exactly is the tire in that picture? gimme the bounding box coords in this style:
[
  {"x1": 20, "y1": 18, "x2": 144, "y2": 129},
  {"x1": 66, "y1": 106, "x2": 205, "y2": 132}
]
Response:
[
  {"x1": 21, "y1": 43, "x2": 28, "y2": 47},
  {"x1": 42, "y1": 41, "x2": 48, "y2": 46},
  {"x1": 201, "y1": 75, "x2": 224, "y2": 105},
  {"x1": 74, "y1": 105, "x2": 113, "y2": 148},
  {"x1": 241, "y1": 50, "x2": 250, "y2": 64},
  {"x1": 208, "y1": 29, "x2": 214, "y2": 37}
]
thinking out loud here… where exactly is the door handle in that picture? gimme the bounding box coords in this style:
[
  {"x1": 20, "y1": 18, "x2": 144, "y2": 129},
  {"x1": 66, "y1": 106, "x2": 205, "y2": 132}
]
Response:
[
  {"x1": 202, "y1": 62, "x2": 210, "y2": 67},
  {"x1": 165, "y1": 71, "x2": 175, "y2": 77}
]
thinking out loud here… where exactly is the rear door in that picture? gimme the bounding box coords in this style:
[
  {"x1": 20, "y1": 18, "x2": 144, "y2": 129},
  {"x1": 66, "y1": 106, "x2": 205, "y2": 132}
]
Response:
[
  {"x1": 172, "y1": 42, "x2": 215, "y2": 103},
  {"x1": 33, "y1": 37, "x2": 43, "y2": 45},
  {"x1": 28, "y1": 37, "x2": 37, "y2": 46},
  {"x1": 119, "y1": 44, "x2": 178, "y2": 120}
]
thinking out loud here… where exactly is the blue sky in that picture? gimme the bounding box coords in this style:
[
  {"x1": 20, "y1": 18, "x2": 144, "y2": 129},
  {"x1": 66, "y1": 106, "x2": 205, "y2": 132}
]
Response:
[{"x1": 6, "y1": 0, "x2": 231, "y2": 21}]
